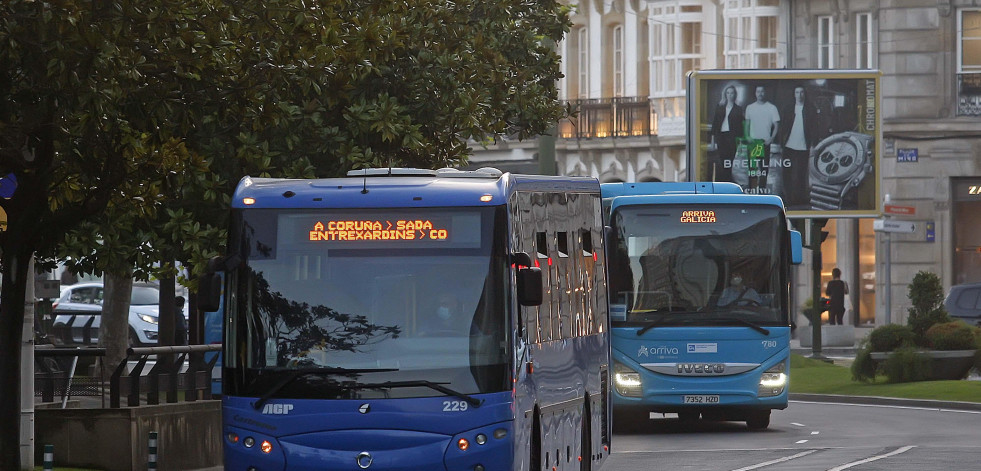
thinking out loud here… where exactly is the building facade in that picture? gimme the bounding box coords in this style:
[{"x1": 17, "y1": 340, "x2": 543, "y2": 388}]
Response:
[{"x1": 467, "y1": 0, "x2": 981, "y2": 326}]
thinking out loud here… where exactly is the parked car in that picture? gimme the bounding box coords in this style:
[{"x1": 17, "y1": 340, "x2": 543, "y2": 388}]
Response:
[
  {"x1": 50, "y1": 282, "x2": 189, "y2": 346},
  {"x1": 943, "y1": 282, "x2": 981, "y2": 326}
]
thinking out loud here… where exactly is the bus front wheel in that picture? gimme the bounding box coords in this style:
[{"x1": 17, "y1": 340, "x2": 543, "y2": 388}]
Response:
[{"x1": 746, "y1": 410, "x2": 770, "y2": 430}]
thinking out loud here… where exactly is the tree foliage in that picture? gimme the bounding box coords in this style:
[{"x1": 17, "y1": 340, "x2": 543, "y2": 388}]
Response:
[{"x1": 1, "y1": 0, "x2": 571, "y2": 466}]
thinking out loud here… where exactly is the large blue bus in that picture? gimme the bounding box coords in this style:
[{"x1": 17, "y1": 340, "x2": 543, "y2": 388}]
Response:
[
  {"x1": 601, "y1": 182, "x2": 802, "y2": 430},
  {"x1": 199, "y1": 167, "x2": 611, "y2": 471}
]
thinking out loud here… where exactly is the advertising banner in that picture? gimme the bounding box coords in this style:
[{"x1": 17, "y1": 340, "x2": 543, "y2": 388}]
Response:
[{"x1": 688, "y1": 70, "x2": 880, "y2": 217}]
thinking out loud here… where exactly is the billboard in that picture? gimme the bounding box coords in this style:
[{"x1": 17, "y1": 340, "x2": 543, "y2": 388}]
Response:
[{"x1": 688, "y1": 70, "x2": 880, "y2": 217}]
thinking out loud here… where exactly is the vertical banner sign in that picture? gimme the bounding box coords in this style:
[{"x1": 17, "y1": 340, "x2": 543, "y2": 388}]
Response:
[{"x1": 688, "y1": 70, "x2": 881, "y2": 218}]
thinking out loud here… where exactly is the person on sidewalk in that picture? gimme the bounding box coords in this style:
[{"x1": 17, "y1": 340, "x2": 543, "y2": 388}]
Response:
[{"x1": 825, "y1": 268, "x2": 849, "y2": 325}]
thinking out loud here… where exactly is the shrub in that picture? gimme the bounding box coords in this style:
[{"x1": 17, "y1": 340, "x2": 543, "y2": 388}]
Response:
[
  {"x1": 906, "y1": 271, "x2": 950, "y2": 339},
  {"x1": 881, "y1": 347, "x2": 932, "y2": 383},
  {"x1": 867, "y1": 324, "x2": 916, "y2": 352},
  {"x1": 851, "y1": 347, "x2": 878, "y2": 382},
  {"x1": 924, "y1": 321, "x2": 977, "y2": 351}
]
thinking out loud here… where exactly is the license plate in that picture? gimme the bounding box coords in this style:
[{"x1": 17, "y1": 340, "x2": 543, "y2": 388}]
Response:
[{"x1": 683, "y1": 395, "x2": 720, "y2": 404}]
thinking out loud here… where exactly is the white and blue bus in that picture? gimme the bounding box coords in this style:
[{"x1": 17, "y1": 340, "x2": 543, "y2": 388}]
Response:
[
  {"x1": 601, "y1": 182, "x2": 802, "y2": 430},
  {"x1": 199, "y1": 167, "x2": 611, "y2": 471}
]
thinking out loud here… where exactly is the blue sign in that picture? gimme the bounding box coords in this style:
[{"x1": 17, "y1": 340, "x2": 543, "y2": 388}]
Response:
[
  {"x1": 0, "y1": 173, "x2": 16, "y2": 198},
  {"x1": 926, "y1": 221, "x2": 935, "y2": 242},
  {"x1": 897, "y1": 148, "x2": 918, "y2": 162}
]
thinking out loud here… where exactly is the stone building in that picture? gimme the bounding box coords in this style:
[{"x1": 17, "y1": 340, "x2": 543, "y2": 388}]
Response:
[{"x1": 467, "y1": 0, "x2": 981, "y2": 326}]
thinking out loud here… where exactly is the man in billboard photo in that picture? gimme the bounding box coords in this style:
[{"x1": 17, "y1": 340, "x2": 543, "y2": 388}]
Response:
[
  {"x1": 777, "y1": 86, "x2": 819, "y2": 210},
  {"x1": 744, "y1": 85, "x2": 781, "y2": 194},
  {"x1": 710, "y1": 85, "x2": 745, "y2": 183}
]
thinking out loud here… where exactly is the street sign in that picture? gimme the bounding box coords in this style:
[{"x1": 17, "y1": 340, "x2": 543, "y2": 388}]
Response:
[
  {"x1": 873, "y1": 219, "x2": 916, "y2": 233},
  {"x1": 897, "y1": 148, "x2": 918, "y2": 162},
  {"x1": 884, "y1": 204, "x2": 916, "y2": 216}
]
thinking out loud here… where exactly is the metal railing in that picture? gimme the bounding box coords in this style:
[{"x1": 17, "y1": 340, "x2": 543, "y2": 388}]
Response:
[
  {"x1": 34, "y1": 346, "x2": 107, "y2": 408},
  {"x1": 110, "y1": 344, "x2": 222, "y2": 408},
  {"x1": 34, "y1": 344, "x2": 221, "y2": 408},
  {"x1": 558, "y1": 97, "x2": 658, "y2": 139}
]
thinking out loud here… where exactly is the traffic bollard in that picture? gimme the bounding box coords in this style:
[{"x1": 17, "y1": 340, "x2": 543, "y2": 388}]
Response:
[
  {"x1": 148, "y1": 431, "x2": 158, "y2": 471},
  {"x1": 43, "y1": 444, "x2": 54, "y2": 471}
]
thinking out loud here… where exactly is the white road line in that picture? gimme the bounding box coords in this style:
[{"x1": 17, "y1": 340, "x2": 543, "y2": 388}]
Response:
[
  {"x1": 795, "y1": 440, "x2": 808, "y2": 444},
  {"x1": 791, "y1": 400, "x2": 981, "y2": 414},
  {"x1": 811, "y1": 431, "x2": 820, "y2": 435},
  {"x1": 729, "y1": 449, "x2": 819, "y2": 471},
  {"x1": 826, "y1": 445, "x2": 916, "y2": 471},
  {"x1": 791, "y1": 422, "x2": 806, "y2": 427}
]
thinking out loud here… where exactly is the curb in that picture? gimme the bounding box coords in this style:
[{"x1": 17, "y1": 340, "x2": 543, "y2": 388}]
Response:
[{"x1": 789, "y1": 393, "x2": 981, "y2": 412}]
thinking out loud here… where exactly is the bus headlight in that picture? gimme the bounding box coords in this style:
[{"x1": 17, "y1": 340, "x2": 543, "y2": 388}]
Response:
[
  {"x1": 758, "y1": 362, "x2": 787, "y2": 397},
  {"x1": 613, "y1": 362, "x2": 642, "y2": 397}
]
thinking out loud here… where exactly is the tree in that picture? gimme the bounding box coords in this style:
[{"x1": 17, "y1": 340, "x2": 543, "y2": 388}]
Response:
[{"x1": 2, "y1": 0, "x2": 570, "y2": 467}]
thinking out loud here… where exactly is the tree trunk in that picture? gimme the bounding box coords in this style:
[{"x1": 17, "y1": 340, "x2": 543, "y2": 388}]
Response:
[
  {"x1": 100, "y1": 273, "x2": 133, "y2": 384},
  {"x1": 0, "y1": 245, "x2": 35, "y2": 470}
]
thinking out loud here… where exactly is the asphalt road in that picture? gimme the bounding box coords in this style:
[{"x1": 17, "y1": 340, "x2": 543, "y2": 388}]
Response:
[{"x1": 606, "y1": 399, "x2": 981, "y2": 470}]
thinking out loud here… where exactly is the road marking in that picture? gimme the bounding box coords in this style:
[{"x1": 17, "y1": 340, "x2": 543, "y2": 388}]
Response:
[
  {"x1": 791, "y1": 400, "x2": 981, "y2": 414},
  {"x1": 811, "y1": 431, "x2": 820, "y2": 435},
  {"x1": 795, "y1": 440, "x2": 808, "y2": 444},
  {"x1": 729, "y1": 449, "x2": 818, "y2": 471},
  {"x1": 791, "y1": 422, "x2": 806, "y2": 427},
  {"x1": 826, "y1": 445, "x2": 916, "y2": 471}
]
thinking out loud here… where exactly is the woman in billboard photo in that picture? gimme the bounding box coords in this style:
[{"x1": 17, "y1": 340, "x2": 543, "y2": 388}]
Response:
[{"x1": 710, "y1": 85, "x2": 745, "y2": 184}]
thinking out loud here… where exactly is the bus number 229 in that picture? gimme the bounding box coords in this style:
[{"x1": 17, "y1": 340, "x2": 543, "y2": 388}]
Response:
[{"x1": 443, "y1": 401, "x2": 469, "y2": 412}]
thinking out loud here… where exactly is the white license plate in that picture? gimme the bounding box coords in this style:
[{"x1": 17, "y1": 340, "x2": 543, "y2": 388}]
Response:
[{"x1": 683, "y1": 395, "x2": 720, "y2": 404}]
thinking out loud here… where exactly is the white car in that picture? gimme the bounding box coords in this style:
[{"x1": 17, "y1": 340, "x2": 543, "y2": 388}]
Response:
[{"x1": 50, "y1": 282, "x2": 189, "y2": 346}]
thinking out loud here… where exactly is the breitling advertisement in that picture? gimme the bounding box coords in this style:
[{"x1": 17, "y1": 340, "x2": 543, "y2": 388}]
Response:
[{"x1": 689, "y1": 70, "x2": 880, "y2": 217}]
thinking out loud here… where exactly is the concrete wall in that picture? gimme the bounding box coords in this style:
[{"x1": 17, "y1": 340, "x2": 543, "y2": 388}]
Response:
[{"x1": 36, "y1": 401, "x2": 222, "y2": 471}]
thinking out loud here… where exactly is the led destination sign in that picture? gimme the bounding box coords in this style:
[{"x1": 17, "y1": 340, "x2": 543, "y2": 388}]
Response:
[
  {"x1": 680, "y1": 210, "x2": 717, "y2": 223},
  {"x1": 309, "y1": 219, "x2": 449, "y2": 242}
]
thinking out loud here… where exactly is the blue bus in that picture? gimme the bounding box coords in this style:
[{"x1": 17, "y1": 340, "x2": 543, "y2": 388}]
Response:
[
  {"x1": 199, "y1": 167, "x2": 611, "y2": 471},
  {"x1": 601, "y1": 182, "x2": 802, "y2": 430}
]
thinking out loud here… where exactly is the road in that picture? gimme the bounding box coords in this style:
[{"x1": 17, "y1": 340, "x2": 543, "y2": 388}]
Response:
[{"x1": 606, "y1": 400, "x2": 981, "y2": 470}]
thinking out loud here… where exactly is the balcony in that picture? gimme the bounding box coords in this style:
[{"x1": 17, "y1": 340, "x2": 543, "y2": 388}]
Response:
[{"x1": 558, "y1": 97, "x2": 658, "y2": 139}]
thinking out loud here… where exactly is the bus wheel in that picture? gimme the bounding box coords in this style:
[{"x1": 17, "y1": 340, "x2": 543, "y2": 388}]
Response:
[
  {"x1": 746, "y1": 410, "x2": 770, "y2": 430},
  {"x1": 581, "y1": 401, "x2": 592, "y2": 471},
  {"x1": 530, "y1": 412, "x2": 542, "y2": 471}
]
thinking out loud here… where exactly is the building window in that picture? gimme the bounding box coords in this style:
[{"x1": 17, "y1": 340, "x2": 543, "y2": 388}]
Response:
[
  {"x1": 855, "y1": 13, "x2": 873, "y2": 69},
  {"x1": 723, "y1": 0, "x2": 781, "y2": 70},
  {"x1": 818, "y1": 16, "x2": 834, "y2": 69},
  {"x1": 613, "y1": 25, "x2": 624, "y2": 97},
  {"x1": 651, "y1": 1, "x2": 704, "y2": 119},
  {"x1": 958, "y1": 9, "x2": 981, "y2": 115},
  {"x1": 579, "y1": 27, "x2": 589, "y2": 99}
]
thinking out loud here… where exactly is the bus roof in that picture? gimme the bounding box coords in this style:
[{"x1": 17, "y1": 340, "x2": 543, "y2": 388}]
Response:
[
  {"x1": 231, "y1": 168, "x2": 600, "y2": 209},
  {"x1": 600, "y1": 181, "x2": 744, "y2": 198},
  {"x1": 601, "y1": 182, "x2": 786, "y2": 214}
]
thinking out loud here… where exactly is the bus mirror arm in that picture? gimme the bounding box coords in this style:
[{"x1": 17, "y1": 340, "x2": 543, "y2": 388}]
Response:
[{"x1": 206, "y1": 254, "x2": 243, "y2": 273}]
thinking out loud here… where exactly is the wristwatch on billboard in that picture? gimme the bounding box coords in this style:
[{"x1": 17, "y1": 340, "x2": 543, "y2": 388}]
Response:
[{"x1": 808, "y1": 131, "x2": 874, "y2": 210}]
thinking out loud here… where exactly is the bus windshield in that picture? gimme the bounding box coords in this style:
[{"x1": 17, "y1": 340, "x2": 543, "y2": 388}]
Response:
[
  {"x1": 224, "y1": 206, "x2": 510, "y2": 400},
  {"x1": 607, "y1": 204, "x2": 787, "y2": 326}
]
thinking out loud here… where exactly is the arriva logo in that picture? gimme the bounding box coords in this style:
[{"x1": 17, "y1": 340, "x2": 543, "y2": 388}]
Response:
[
  {"x1": 650, "y1": 346, "x2": 679, "y2": 355},
  {"x1": 261, "y1": 404, "x2": 294, "y2": 415}
]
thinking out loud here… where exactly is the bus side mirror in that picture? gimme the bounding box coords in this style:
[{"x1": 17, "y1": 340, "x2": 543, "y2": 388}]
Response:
[
  {"x1": 198, "y1": 273, "x2": 222, "y2": 312},
  {"x1": 517, "y1": 266, "x2": 543, "y2": 306},
  {"x1": 790, "y1": 230, "x2": 803, "y2": 265}
]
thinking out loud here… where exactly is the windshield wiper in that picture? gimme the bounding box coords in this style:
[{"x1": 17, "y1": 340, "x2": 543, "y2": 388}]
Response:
[
  {"x1": 636, "y1": 314, "x2": 687, "y2": 336},
  {"x1": 252, "y1": 366, "x2": 399, "y2": 410},
  {"x1": 357, "y1": 380, "x2": 483, "y2": 408},
  {"x1": 707, "y1": 316, "x2": 770, "y2": 336}
]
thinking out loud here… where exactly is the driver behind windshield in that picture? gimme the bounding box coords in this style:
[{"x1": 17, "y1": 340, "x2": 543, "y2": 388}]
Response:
[{"x1": 717, "y1": 271, "x2": 761, "y2": 306}]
